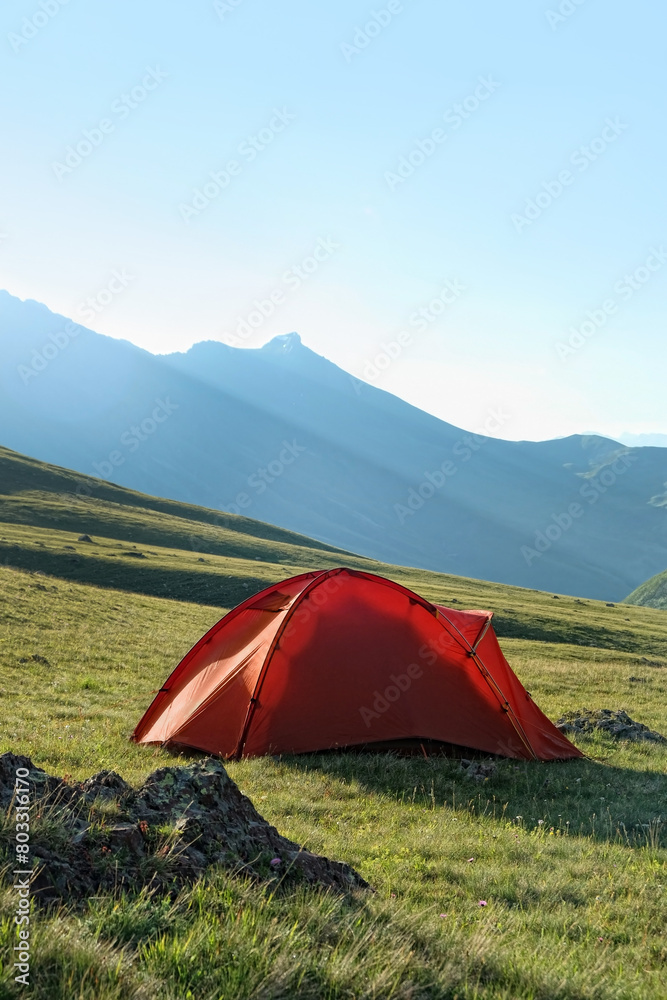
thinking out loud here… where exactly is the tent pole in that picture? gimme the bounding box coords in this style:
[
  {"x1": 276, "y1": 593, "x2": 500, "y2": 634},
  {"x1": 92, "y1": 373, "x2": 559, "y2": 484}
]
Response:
[
  {"x1": 233, "y1": 568, "x2": 342, "y2": 759},
  {"x1": 436, "y1": 610, "x2": 538, "y2": 760}
]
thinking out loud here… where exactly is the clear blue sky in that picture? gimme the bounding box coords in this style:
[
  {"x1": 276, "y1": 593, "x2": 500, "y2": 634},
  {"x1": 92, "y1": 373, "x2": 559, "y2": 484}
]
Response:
[{"x1": 1, "y1": 0, "x2": 665, "y2": 441}]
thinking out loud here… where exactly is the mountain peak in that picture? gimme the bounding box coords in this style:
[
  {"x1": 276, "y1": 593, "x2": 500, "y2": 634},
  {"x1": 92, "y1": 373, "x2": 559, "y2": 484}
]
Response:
[{"x1": 262, "y1": 332, "x2": 302, "y2": 354}]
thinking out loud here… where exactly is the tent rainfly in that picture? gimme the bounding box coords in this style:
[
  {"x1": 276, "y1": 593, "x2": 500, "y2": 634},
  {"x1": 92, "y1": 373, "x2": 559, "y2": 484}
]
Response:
[{"x1": 132, "y1": 568, "x2": 582, "y2": 761}]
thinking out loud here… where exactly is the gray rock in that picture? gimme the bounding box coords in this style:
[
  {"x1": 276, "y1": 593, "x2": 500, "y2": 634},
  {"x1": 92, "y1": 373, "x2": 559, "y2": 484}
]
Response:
[
  {"x1": 0, "y1": 753, "x2": 369, "y2": 904},
  {"x1": 107, "y1": 823, "x2": 145, "y2": 854},
  {"x1": 556, "y1": 709, "x2": 666, "y2": 743}
]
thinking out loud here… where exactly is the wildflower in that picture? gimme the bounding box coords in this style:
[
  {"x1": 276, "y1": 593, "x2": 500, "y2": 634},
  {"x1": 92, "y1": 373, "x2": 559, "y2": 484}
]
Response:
[
  {"x1": 478, "y1": 900, "x2": 487, "y2": 907},
  {"x1": 270, "y1": 857, "x2": 282, "y2": 866},
  {"x1": 439, "y1": 913, "x2": 447, "y2": 918}
]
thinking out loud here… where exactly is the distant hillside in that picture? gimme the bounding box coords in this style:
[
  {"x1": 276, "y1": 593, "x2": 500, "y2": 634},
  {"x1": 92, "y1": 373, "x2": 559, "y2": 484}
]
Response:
[
  {"x1": 625, "y1": 569, "x2": 667, "y2": 610},
  {"x1": 617, "y1": 432, "x2": 667, "y2": 448},
  {"x1": 1, "y1": 290, "x2": 666, "y2": 600},
  {"x1": 0, "y1": 444, "x2": 349, "y2": 557},
  {"x1": 3, "y1": 445, "x2": 667, "y2": 659}
]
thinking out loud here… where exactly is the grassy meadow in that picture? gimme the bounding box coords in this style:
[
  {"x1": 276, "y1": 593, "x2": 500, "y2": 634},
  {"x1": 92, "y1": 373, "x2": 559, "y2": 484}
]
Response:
[{"x1": 0, "y1": 447, "x2": 666, "y2": 998}]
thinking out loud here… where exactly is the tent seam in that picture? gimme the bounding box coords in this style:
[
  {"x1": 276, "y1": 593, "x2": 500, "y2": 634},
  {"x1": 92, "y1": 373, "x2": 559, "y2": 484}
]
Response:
[
  {"x1": 234, "y1": 568, "x2": 343, "y2": 758},
  {"x1": 435, "y1": 609, "x2": 539, "y2": 760}
]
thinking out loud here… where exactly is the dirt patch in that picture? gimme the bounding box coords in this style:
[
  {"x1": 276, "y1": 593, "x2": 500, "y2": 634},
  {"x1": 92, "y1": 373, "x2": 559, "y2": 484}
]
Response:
[
  {"x1": 0, "y1": 753, "x2": 368, "y2": 904},
  {"x1": 556, "y1": 709, "x2": 666, "y2": 743}
]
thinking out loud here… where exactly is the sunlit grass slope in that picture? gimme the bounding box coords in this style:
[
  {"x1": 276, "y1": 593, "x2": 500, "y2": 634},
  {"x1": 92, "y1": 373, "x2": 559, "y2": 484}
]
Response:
[
  {"x1": 1, "y1": 445, "x2": 666, "y2": 656},
  {"x1": 625, "y1": 567, "x2": 667, "y2": 610},
  {"x1": 0, "y1": 445, "x2": 666, "y2": 999}
]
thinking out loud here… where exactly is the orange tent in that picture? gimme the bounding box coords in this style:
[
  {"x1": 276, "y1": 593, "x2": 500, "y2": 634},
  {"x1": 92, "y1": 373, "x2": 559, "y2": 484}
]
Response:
[{"x1": 132, "y1": 568, "x2": 581, "y2": 761}]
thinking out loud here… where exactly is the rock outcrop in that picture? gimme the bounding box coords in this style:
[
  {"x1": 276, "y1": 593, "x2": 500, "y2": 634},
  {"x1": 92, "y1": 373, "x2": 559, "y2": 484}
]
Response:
[{"x1": 0, "y1": 753, "x2": 368, "y2": 903}]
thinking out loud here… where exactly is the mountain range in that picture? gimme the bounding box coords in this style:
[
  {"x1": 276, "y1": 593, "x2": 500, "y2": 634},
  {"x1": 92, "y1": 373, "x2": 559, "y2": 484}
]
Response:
[{"x1": 1, "y1": 289, "x2": 665, "y2": 601}]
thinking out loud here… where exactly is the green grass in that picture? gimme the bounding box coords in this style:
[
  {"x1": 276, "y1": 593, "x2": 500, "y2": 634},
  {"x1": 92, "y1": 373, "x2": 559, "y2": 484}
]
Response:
[
  {"x1": 0, "y1": 446, "x2": 666, "y2": 998},
  {"x1": 625, "y1": 568, "x2": 667, "y2": 610},
  {"x1": 1, "y1": 443, "x2": 666, "y2": 658},
  {"x1": 0, "y1": 445, "x2": 349, "y2": 558}
]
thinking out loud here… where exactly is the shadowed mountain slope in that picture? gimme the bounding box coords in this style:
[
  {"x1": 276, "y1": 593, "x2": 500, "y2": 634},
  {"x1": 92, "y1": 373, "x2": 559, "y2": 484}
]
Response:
[{"x1": 1, "y1": 290, "x2": 665, "y2": 599}]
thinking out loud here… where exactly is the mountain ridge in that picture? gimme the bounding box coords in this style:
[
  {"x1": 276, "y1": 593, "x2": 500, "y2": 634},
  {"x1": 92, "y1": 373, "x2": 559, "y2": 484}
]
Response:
[{"x1": 1, "y1": 289, "x2": 666, "y2": 600}]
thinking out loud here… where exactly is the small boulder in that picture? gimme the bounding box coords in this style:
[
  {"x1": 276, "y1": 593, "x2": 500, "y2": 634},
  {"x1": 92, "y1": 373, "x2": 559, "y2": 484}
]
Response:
[
  {"x1": 107, "y1": 823, "x2": 145, "y2": 854},
  {"x1": 556, "y1": 709, "x2": 666, "y2": 743},
  {"x1": 18, "y1": 654, "x2": 50, "y2": 666},
  {"x1": 461, "y1": 759, "x2": 496, "y2": 781},
  {"x1": 81, "y1": 769, "x2": 132, "y2": 800}
]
